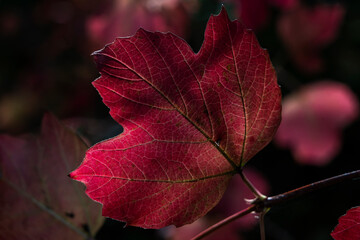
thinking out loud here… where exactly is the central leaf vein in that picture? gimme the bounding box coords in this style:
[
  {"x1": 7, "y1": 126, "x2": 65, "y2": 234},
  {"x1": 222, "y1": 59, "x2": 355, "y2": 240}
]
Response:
[{"x1": 80, "y1": 170, "x2": 236, "y2": 184}]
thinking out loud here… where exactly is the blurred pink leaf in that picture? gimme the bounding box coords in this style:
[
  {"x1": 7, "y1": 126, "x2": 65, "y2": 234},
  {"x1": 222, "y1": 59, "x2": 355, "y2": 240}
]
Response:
[
  {"x1": 0, "y1": 114, "x2": 104, "y2": 240},
  {"x1": 275, "y1": 81, "x2": 359, "y2": 165},
  {"x1": 86, "y1": 0, "x2": 198, "y2": 47},
  {"x1": 277, "y1": 3, "x2": 345, "y2": 73},
  {"x1": 331, "y1": 206, "x2": 360, "y2": 240}
]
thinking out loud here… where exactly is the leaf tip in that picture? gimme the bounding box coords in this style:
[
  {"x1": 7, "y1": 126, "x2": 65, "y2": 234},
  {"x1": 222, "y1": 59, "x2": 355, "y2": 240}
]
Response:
[
  {"x1": 220, "y1": 4, "x2": 227, "y2": 12},
  {"x1": 218, "y1": 4, "x2": 230, "y2": 19},
  {"x1": 68, "y1": 171, "x2": 77, "y2": 180},
  {"x1": 90, "y1": 49, "x2": 100, "y2": 57}
]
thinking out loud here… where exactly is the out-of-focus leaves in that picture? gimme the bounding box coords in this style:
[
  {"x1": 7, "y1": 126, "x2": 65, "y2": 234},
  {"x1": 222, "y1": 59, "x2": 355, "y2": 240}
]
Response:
[
  {"x1": 86, "y1": 0, "x2": 198, "y2": 48},
  {"x1": 0, "y1": 91, "x2": 40, "y2": 132},
  {"x1": 275, "y1": 81, "x2": 359, "y2": 165},
  {"x1": 236, "y1": 0, "x2": 270, "y2": 30},
  {"x1": 331, "y1": 206, "x2": 360, "y2": 240},
  {"x1": 0, "y1": 0, "x2": 109, "y2": 134},
  {"x1": 0, "y1": 113, "x2": 104, "y2": 240},
  {"x1": 277, "y1": 3, "x2": 345, "y2": 73},
  {"x1": 221, "y1": 0, "x2": 299, "y2": 30}
]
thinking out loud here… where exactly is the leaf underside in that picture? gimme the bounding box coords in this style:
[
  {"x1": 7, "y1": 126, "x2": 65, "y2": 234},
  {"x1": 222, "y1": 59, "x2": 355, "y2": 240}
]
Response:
[{"x1": 70, "y1": 7, "x2": 281, "y2": 229}]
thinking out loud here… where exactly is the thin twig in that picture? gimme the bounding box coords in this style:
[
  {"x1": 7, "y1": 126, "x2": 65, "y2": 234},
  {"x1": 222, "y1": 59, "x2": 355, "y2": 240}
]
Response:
[
  {"x1": 264, "y1": 169, "x2": 360, "y2": 208},
  {"x1": 191, "y1": 169, "x2": 360, "y2": 240},
  {"x1": 260, "y1": 211, "x2": 266, "y2": 240},
  {"x1": 239, "y1": 170, "x2": 266, "y2": 200},
  {"x1": 191, "y1": 205, "x2": 256, "y2": 240}
]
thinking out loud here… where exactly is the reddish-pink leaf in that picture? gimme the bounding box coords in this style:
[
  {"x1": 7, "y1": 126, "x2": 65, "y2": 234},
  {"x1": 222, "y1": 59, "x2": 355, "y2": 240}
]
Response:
[
  {"x1": 70, "y1": 7, "x2": 281, "y2": 228},
  {"x1": 275, "y1": 81, "x2": 358, "y2": 165},
  {"x1": 331, "y1": 206, "x2": 360, "y2": 240},
  {"x1": 277, "y1": 3, "x2": 345, "y2": 73},
  {"x1": 0, "y1": 114, "x2": 104, "y2": 240}
]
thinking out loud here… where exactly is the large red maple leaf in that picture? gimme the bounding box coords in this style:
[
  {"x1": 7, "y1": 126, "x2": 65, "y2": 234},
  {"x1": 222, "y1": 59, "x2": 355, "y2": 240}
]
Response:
[{"x1": 70, "y1": 7, "x2": 281, "y2": 229}]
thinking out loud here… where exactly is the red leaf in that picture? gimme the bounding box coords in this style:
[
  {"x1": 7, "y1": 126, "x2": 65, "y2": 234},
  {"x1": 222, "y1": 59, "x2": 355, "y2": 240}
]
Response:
[
  {"x1": 70, "y1": 7, "x2": 281, "y2": 228},
  {"x1": 0, "y1": 114, "x2": 104, "y2": 240},
  {"x1": 275, "y1": 81, "x2": 358, "y2": 165},
  {"x1": 331, "y1": 206, "x2": 360, "y2": 240}
]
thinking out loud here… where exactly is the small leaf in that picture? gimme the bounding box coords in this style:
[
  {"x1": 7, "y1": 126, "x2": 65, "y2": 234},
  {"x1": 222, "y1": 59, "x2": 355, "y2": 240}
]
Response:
[
  {"x1": 275, "y1": 81, "x2": 358, "y2": 165},
  {"x1": 331, "y1": 206, "x2": 360, "y2": 240},
  {"x1": 0, "y1": 114, "x2": 104, "y2": 240},
  {"x1": 71, "y1": 7, "x2": 281, "y2": 228}
]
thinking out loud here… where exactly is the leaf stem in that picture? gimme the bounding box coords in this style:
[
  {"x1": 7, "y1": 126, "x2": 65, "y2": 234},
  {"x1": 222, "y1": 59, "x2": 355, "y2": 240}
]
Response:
[
  {"x1": 192, "y1": 169, "x2": 360, "y2": 239},
  {"x1": 191, "y1": 205, "x2": 256, "y2": 240},
  {"x1": 259, "y1": 208, "x2": 270, "y2": 240},
  {"x1": 239, "y1": 170, "x2": 266, "y2": 200},
  {"x1": 260, "y1": 211, "x2": 266, "y2": 240}
]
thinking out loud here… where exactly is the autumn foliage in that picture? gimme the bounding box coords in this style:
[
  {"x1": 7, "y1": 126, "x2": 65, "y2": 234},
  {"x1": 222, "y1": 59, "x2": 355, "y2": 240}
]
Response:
[
  {"x1": 1, "y1": 1, "x2": 360, "y2": 240},
  {"x1": 70, "y1": 7, "x2": 281, "y2": 228}
]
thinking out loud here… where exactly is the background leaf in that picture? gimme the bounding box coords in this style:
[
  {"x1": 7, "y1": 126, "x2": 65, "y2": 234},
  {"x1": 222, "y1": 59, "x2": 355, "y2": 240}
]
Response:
[
  {"x1": 0, "y1": 113, "x2": 104, "y2": 240},
  {"x1": 277, "y1": 3, "x2": 345, "y2": 73},
  {"x1": 275, "y1": 81, "x2": 358, "y2": 165}
]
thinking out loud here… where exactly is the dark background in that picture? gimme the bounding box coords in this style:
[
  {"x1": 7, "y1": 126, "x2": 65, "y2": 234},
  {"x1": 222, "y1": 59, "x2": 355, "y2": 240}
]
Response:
[{"x1": 0, "y1": 0, "x2": 359, "y2": 239}]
